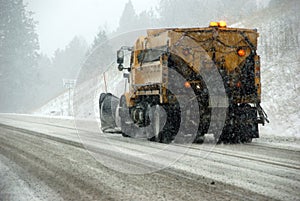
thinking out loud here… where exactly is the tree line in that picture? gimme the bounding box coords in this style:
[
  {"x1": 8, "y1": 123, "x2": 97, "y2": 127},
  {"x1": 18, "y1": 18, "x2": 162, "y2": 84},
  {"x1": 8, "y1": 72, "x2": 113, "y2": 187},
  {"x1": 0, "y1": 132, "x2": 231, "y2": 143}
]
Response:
[{"x1": 0, "y1": 0, "x2": 272, "y2": 112}]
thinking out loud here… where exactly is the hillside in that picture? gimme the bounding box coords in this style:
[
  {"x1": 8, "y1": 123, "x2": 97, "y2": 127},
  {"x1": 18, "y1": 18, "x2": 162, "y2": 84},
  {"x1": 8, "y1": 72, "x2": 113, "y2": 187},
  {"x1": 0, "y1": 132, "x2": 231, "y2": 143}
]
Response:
[
  {"x1": 237, "y1": 0, "x2": 300, "y2": 137},
  {"x1": 34, "y1": 1, "x2": 300, "y2": 138}
]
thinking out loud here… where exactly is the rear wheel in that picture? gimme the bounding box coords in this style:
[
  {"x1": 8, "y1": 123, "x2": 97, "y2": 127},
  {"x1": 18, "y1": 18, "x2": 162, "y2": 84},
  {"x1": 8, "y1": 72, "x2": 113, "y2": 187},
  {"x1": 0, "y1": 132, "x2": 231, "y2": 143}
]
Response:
[
  {"x1": 238, "y1": 104, "x2": 257, "y2": 143},
  {"x1": 157, "y1": 103, "x2": 180, "y2": 143},
  {"x1": 218, "y1": 104, "x2": 257, "y2": 144}
]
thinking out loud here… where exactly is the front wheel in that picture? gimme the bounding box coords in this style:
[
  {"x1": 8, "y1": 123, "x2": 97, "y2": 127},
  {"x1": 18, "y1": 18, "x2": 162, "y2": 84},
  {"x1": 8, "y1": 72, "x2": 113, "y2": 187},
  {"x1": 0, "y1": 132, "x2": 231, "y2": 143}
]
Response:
[
  {"x1": 119, "y1": 95, "x2": 135, "y2": 138},
  {"x1": 149, "y1": 103, "x2": 180, "y2": 144}
]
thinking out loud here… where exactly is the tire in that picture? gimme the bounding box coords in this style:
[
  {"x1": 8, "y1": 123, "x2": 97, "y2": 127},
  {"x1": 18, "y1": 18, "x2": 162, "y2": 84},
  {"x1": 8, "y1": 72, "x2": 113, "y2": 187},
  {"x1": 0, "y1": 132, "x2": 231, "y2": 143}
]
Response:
[
  {"x1": 218, "y1": 105, "x2": 253, "y2": 144},
  {"x1": 146, "y1": 102, "x2": 180, "y2": 144},
  {"x1": 238, "y1": 104, "x2": 257, "y2": 143},
  {"x1": 157, "y1": 103, "x2": 180, "y2": 143},
  {"x1": 119, "y1": 95, "x2": 134, "y2": 138},
  {"x1": 147, "y1": 105, "x2": 160, "y2": 142}
]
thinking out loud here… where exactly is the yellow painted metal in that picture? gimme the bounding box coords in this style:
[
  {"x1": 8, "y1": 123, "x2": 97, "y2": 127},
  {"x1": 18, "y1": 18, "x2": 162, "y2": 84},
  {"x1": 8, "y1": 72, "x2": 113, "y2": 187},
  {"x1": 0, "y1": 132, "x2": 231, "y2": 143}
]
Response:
[{"x1": 127, "y1": 26, "x2": 260, "y2": 106}]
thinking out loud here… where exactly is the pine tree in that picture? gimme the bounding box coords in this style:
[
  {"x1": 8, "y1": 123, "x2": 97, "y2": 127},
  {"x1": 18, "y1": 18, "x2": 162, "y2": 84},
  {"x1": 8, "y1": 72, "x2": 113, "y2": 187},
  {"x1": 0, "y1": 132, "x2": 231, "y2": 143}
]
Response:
[
  {"x1": 137, "y1": 9, "x2": 157, "y2": 29},
  {"x1": 157, "y1": 0, "x2": 258, "y2": 27},
  {"x1": 158, "y1": 0, "x2": 207, "y2": 27},
  {"x1": 50, "y1": 36, "x2": 88, "y2": 93},
  {"x1": 77, "y1": 29, "x2": 114, "y2": 83},
  {"x1": 117, "y1": 0, "x2": 137, "y2": 32},
  {"x1": 268, "y1": 0, "x2": 284, "y2": 7},
  {"x1": 0, "y1": 0, "x2": 39, "y2": 112},
  {"x1": 91, "y1": 29, "x2": 108, "y2": 50}
]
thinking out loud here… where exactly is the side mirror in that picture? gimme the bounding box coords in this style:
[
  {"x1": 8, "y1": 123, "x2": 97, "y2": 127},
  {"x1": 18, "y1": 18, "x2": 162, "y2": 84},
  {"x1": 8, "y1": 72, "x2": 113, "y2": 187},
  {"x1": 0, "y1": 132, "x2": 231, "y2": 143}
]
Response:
[
  {"x1": 118, "y1": 64, "x2": 124, "y2": 71},
  {"x1": 117, "y1": 50, "x2": 124, "y2": 65}
]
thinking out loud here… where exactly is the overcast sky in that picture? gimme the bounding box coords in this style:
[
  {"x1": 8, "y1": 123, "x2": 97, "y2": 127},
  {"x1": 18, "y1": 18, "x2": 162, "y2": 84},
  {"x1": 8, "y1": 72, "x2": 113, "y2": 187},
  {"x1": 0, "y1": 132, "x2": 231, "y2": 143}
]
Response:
[{"x1": 24, "y1": 0, "x2": 160, "y2": 57}]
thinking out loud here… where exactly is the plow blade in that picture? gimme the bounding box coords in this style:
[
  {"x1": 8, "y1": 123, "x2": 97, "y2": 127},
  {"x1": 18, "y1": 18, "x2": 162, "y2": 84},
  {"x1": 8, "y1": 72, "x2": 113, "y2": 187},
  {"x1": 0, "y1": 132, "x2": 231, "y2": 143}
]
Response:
[{"x1": 99, "y1": 93, "x2": 120, "y2": 132}]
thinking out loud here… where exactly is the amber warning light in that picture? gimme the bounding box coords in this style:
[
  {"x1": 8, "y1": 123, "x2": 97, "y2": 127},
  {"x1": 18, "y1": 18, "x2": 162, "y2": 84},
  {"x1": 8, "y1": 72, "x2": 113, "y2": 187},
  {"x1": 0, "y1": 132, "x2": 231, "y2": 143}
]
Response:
[
  {"x1": 184, "y1": 81, "x2": 191, "y2": 88},
  {"x1": 209, "y1": 21, "x2": 227, "y2": 28},
  {"x1": 238, "y1": 49, "x2": 246, "y2": 57}
]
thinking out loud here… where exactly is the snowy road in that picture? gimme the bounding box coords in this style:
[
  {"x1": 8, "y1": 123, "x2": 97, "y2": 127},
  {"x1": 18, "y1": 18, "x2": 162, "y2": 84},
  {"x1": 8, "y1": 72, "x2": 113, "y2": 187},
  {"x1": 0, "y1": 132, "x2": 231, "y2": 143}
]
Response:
[{"x1": 0, "y1": 114, "x2": 299, "y2": 201}]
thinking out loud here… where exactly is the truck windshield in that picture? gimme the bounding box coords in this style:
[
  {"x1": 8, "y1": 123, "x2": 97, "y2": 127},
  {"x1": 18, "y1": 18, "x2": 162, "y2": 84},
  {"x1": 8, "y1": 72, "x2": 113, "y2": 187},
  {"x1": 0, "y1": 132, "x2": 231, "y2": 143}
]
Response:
[{"x1": 137, "y1": 47, "x2": 167, "y2": 63}]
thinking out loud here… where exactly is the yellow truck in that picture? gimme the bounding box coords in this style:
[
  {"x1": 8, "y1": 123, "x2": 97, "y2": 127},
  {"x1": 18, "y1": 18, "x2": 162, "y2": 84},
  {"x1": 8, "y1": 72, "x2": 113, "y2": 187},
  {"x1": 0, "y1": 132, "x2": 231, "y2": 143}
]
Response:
[{"x1": 99, "y1": 21, "x2": 269, "y2": 143}]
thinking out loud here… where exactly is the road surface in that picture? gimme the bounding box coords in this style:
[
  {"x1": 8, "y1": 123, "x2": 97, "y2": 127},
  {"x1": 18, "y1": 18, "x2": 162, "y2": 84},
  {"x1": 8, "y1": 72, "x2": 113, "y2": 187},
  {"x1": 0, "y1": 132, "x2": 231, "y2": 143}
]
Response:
[{"x1": 0, "y1": 114, "x2": 299, "y2": 201}]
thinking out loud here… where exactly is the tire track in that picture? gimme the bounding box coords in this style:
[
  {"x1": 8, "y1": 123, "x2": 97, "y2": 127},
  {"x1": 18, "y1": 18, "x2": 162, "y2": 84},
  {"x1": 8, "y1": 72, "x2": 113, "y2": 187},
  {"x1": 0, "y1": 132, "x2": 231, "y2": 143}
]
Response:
[{"x1": 0, "y1": 123, "x2": 272, "y2": 201}]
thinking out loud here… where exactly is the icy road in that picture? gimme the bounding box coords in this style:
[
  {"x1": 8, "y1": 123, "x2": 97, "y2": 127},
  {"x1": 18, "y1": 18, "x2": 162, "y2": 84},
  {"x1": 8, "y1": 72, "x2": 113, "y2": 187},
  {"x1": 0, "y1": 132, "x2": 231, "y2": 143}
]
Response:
[{"x1": 0, "y1": 114, "x2": 299, "y2": 201}]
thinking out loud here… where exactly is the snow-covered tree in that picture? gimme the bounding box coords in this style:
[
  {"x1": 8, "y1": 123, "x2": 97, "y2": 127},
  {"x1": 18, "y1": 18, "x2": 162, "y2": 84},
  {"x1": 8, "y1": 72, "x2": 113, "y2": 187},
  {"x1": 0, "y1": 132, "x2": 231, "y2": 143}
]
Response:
[
  {"x1": 117, "y1": 0, "x2": 137, "y2": 32},
  {"x1": 157, "y1": 0, "x2": 258, "y2": 27},
  {"x1": 48, "y1": 36, "x2": 88, "y2": 93},
  {"x1": 91, "y1": 29, "x2": 108, "y2": 50},
  {"x1": 78, "y1": 29, "x2": 114, "y2": 83},
  {"x1": 158, "y1": 0, "x2": 205, "y2": 27},
  {"x1": 137, "y1": 9, "x2": 157, "y2": 29},
  {"x1": 0, "y1": 0, "x2": 39, "y2": 112}
]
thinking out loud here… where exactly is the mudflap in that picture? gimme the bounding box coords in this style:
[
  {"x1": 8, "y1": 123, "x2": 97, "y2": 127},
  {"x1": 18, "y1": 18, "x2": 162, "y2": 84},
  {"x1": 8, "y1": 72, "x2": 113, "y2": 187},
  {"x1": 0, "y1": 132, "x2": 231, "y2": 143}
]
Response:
[
  {"x1": 235, "y1": 105, "x2": 259, "y2": 140},
  {"x1": 99, "y1": 93, "x2": 120, "y2": 132},
  {"x1": 218, "y1": 104, "x2": 259, "y2": 144}
]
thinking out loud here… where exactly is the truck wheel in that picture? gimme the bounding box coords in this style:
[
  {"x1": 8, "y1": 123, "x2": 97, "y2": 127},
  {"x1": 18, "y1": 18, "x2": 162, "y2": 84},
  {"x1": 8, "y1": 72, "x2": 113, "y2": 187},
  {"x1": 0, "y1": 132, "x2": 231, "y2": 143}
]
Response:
[
  {"x1": 242, "y1": 127, "x2": 253, "y2": 143},
  {"x1": 233, "y1": 104, "x2": 258, "y2": 143},
  {"x1": 147, "y1": 104, "x2": 179, "y2": 143},
  {"x1": 147, "y1": 105, "x2": 161, "y2": 142},
  {"x1": 193, "y1": 135, "x2": 204, "y2": 144},
  {"x1": 156, "y1": 104, "x2": 180, "y2": 143},
  {"x1": 119, "y1": 95, "x2": 134, "y2": 138}
]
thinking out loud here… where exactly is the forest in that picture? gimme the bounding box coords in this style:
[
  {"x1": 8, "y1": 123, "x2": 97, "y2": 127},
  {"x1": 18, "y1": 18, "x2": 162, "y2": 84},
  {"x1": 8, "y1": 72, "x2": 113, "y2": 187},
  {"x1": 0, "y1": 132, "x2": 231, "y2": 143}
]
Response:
[{"x1": 0, "y1": 0, "x2": 298, "y2": 114}]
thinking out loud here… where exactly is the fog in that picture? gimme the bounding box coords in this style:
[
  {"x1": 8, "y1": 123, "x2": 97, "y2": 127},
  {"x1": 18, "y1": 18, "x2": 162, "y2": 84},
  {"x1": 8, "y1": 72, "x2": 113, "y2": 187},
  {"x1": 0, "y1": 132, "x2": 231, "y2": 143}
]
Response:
[
  {"x1": 24, "y1": 0, "x2": 160, "y2": 56},
  {"x1": 2, "y1": 0, "x2": 299, "y2": 119}
]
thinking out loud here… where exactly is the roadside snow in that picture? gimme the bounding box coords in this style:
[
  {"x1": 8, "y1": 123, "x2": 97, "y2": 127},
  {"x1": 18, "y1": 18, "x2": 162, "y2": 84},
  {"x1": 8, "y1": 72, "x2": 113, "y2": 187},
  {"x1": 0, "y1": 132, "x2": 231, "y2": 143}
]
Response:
[
  {"x1": 33, "y1": 89, "x2": 74, "y2": 117},
  {"x1": 33, "y1": 3, "x2": 300, "y2": 139}
]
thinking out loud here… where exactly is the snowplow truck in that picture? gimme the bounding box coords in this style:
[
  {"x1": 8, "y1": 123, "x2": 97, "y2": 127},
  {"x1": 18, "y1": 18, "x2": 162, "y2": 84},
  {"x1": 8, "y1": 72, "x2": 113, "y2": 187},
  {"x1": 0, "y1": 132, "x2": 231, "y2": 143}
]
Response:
[{"x1": 99, "y1": 21, "x2": 269, "y2": 143}]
